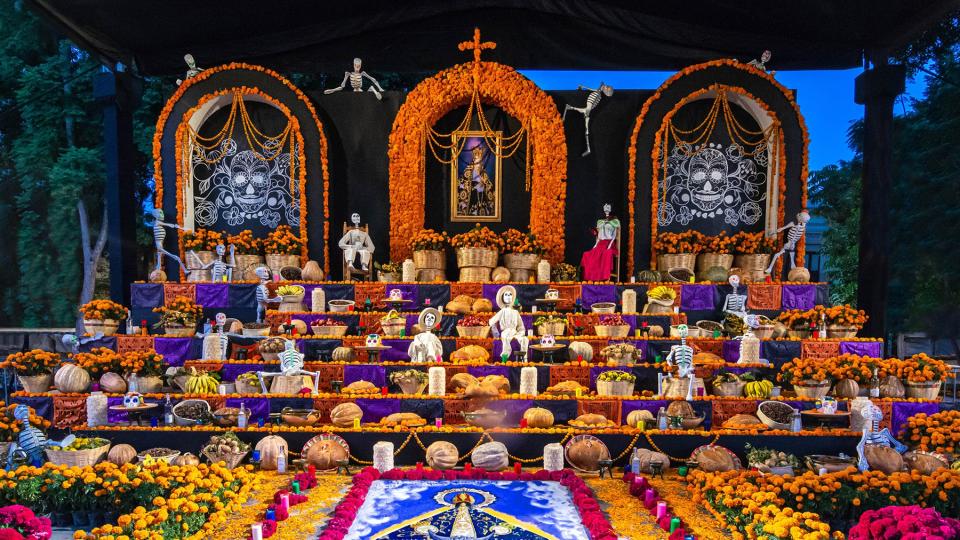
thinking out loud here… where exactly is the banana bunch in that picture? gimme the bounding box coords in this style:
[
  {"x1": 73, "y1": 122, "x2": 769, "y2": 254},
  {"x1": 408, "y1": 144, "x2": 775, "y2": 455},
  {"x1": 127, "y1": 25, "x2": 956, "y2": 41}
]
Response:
[
  {"x1": 745, "y1": 380, "x2": 774, "y2": 398},
  {"x1": 185, "y1": 368, "x2": 219, "y2": 394},
  {"x1": 647, "y1": 286, "x2": 677, "y2": 301}
]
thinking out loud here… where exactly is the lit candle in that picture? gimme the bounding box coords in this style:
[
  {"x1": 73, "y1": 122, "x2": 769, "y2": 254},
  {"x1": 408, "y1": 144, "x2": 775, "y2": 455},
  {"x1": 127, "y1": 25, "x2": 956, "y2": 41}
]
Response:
[
  {"x1": 514, "y1": 462, "x2": 522, "y2": 474},
  {"x1": 381, "y1": 386, "x2": 388, "y2": 396},
  {"x1": 416, "y1": 462, "x2": 424, "y2": 471},
  {"x1": 265, "y1": 509, "x2": 275, "y2": 521},
  {"x1": 251, "y1": 523, "x2": 263, "y2": 540},
  {"x1": 435, "y1": 417, "x2": 443, "y2": 428},
  {"x1": 308, "y1": 465, "x2": 316, "y2": 476},
  {"x1": 670, "y1": 517, "x2": 681, "y2": 533},
  {"x1": 656, "y1": 501, "x2": 667, "y2": 520},
  {"x1": 279, "y1": 493, "x2": 290, "y2": 513},
  {"x1": 575, "y1": 387, "x2": 582, "y2": 398},
  {"x1": 644, "y1": 488, "x2": 655, "y2": 506},
  {"x1": 519, "y1": 418, "x2": 528, "y2": 428},
  {"x1": 292, "y1": 481, "x2": 300, "y2": 494},
  {"x1": 352, "y1": 418, "x2": 361, "y2": 429}
]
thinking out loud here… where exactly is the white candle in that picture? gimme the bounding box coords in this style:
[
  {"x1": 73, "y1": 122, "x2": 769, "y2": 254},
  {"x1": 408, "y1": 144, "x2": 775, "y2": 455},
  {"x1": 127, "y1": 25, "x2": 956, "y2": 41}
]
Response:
[
  {"x1": 543, "y1": 443, "x2": 564, "y2": 471},
  {"x1": 520, "y1": 366, "x2": 538, "y2": 396},
  {"x1": 251, "y1": 523, "x2": 263, "y2": 540},
  {"x1": 373, "y1": 441, "x2": 395, "y2": 472},
  {"x1": 428, "y1": 366, "x2": 446, "y2": 396}
]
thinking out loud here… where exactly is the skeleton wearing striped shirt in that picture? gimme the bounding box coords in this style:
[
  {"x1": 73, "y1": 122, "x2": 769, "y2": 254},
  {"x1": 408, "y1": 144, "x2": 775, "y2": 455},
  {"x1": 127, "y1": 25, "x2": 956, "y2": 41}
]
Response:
[
  {"x1": 324, "y1": 58, "x2": 385, "y2": 100},
  {"x1": 255, "y1": 266, "x2": 281, "y2": 323},
  {"x1": 767, "y1": 210, "x2": 810, "y2": 274},
  {"x1": 856, "y1": 402, "x2": 906, "y2": 471},
  {"x1": 562, "y1": 83, "x2": 614, "y2": 156}
]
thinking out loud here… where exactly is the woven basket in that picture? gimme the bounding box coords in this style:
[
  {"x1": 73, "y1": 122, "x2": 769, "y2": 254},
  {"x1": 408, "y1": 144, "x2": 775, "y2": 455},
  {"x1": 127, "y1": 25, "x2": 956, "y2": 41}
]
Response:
[
  {"x1": 456, "y1": 325, "x2": 491, "y2": 338},
  {"x1": 278, "y1": 295, "x2": 305, "y2": 313},
  {"x1": 504, "y1": 253, "x2": 540, "y2": 270},
  {"x1": 413, "y1": 250, "x2": 446, "y2": 270},
  {"x1": 657, "y1": 253, "x2": 696, "y2": 273},
  {"x1": 235, "y1": 254, "x2": 265, "y2": 281},
  {"x1": 456, "y1": 247, "x2": 498, "y2": 268},
  {"x1": 311, "y1": 325, "x2": 348, "y2": 337},
  {"x1": 164, "y1": 323, "x2": 196, "y2": 337},
  {"x1": 235, "y1": 378, "x2": 262, "y2": 394},
  {"x1": 696, "y1": 253, "x2": 734, "y2": 271},
  {"x1": 417, "y1": 269, "x2": 447, "y2": 282},
  {"x1": 18, "y1": 374, "x2": 52, "y2": 393},
  {"x1": 905, "y1": 381, "x2": 941, "y2": 400},
  {"x1": 536, "y1": 322, "x2": 567, "y2": 336},
  {"x1": 377, "y1": 272, "x2": 399, "y2": 283},
  {"x1": 712, "y1": 381, "x2": 746, "y2": 397},
  {"x1": 46, "y1": 443, "x2": 110, "y2": 467},
  {"x1": 596, "y1": 380, "x2": 634, "y2": 397},
  {"x1": 827, "y1": 325, "x2": 859, "y2": 339},
  {"x1": 734, "y1": 254, "x2": 771, "y2": 282},
  {"x1": 381, "y1": 318, "x2": 407, "y2": 337},
  {"x1": 83, "y1": 319, "x2": 121, "y2": 337},
  {"x1": 459, "y1": 266, "x2": 491, "y2": 282},
  {"x1": 787, "y1": 327, "x2": 812, "y2": 339},
  {"x1": 202, "y1": 449, "x2": 248, "y2": 469},
  {"x1": 266, "y1": 253, "x2": 300, "y2": 276},
  {"x1": 642, "y1": 298, "x2": 675, "y2": 315},
  {"x1": 187, "y1": 250, "x2": 215, "y2": 282},
  {"x1": 793, "y1": 380, "x2": 831, "y2": 399},
  {"x1": 595, "y1": 324, "x2": 630, "y2": 338},
  {"x1": 508, "y1": 268, "x2": 534, "y2": 282},
  {"x1": 590, "y1": 302, "x2": 617, "y2": 314}
]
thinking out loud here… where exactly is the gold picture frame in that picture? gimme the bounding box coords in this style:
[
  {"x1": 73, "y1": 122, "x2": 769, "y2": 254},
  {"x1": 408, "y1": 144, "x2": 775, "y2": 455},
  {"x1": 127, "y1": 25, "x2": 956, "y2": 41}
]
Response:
[{"x1": 450, "y1": 130, "x2": 502, "y2": 222}]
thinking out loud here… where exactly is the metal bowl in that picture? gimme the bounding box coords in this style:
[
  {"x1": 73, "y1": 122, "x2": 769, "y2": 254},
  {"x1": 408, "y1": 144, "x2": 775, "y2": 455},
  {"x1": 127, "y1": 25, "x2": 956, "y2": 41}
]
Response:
[
  {"x1": 280, "y1": 408, "x2": 321, "y2": 426},
  {"x1": 462, "y1": 409, "x2": 506, "y2": 429}
]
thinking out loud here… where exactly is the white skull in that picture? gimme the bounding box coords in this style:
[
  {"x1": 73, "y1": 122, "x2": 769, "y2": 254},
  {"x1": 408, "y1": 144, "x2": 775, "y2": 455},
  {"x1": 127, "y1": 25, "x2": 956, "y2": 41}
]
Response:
[
  {"x1": 423, "y1": 312, "x2": 436, "y2": 328},
  {"x1": 797, "y1": 210, "x2": 811, "y2": 224},
  {"x1": 676, "y1": 324, "x2": 689, "y2": 339},
  {"x1": 389, "y1": 288, "x2": 403, "y2": 300},
  {"x1": 215, "y1": 312, "x2": 227, "y2": 326},
  {"x1": 545, "y1": 289, "x2": 559, "y2": 300},
  {"x1": 728, "y1": 274, "x2": 740, "y2": 288},
  {"x1": 123, "y1": 392, "x2": 143, "y2": 408},
  {"x1": 351, "y1": 213, "x2": 361, "y2": 226},
  {"x1": 761, "y1": 50, "x2": 772, "y2": 63},
  {"x1": 540, "y1": 334, "x2": 556, "y2": 347},
  {"x1": 228, "y1": 151, "x2": 271, "y2": 213},
  {"x1": 603, "y1": 203, "x2": 612, "y2": 215},
  {"x1": 365, "y1": 334, "x2": 382, "y2": 347},
  {"x1": 215, "y1": 244, "x2": 226, "y2": 256},
  {"x1": 255, "y1": 266, "x2": 271, "y2": 281},
  {"x1": 502, "y1": 290, "x2": 514, "y2": 307},
  {"x1": 687, "y1": 147, "x2": 730, "y2": 212},
  {"x1": 353, "y1": 58, "x2": 362, "y2": 71}
]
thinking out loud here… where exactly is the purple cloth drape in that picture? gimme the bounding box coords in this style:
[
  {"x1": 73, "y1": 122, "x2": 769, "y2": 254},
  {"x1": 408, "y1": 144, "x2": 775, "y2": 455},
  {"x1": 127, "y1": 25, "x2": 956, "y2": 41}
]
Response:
[
  {"x1": 131, "y1": 284, "x2": 163, "y2": 309},
  {"x1": 722, "y1": 340, "x2": 741, "y2": 363},
  {"x1": 581, "y1": 285, "x2": 617, "y2": 308},
  {"x1": 680, "y1": 284, "x2": 715, "y2": 311},
  {"x1": 355, "y1": 398, "x2": 401, "y2": 422},
  {"x1": 222, "y1": 363, "x2": 267, "y2": 381},
  {"x1": 890, "y1": 401, "x2": 939, "y2": 437},
  {"x1": 467, "y1": 365, "x2": 510, "y2": 379},
  {"x1": 839, "y1": 341, "x2": 882, "y2": 358},
  {"x1": 379, "y1": 339, "x2": 411, "y2": 361},
  {"x1": 195, "y1": 284, "x2": 229, "y2": 308},
  {"x1": 344, "y1": 365, "x2": 386, "y2": 387},
  {"x1": 782, "y1": 284, "x2": 816, "y2": 310},
  {"x1": 153, "y1": 337, "x2": 193, "y2": 367},
  {"x1": 487, "y1": 399, "x2": 533, "y2": 423},
  {"x1": 225, "y1": 397, "x2": 269, "y2": 423}
]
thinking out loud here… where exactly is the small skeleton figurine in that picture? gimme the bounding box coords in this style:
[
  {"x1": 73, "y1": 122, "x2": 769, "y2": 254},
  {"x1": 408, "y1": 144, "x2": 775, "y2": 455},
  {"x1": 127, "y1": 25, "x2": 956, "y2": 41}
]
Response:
[
  {"x1": 255, "y1": 266, "x2": 282, "y2": 323},
  {"x1": 7, "y1": 405, "x2": 73, "y2": 468},
  {"x1": 257, "y1": 339, "x2": 320, "y2": 394},
  {"x1": 407, "y1": 308, "x2": 443, "y2": 363},
  {"x1": 488, "y1": 285, "x2": 529, "y2": 360},
  {"x1": 324, "y1": 58, "x2": 385, "y2": 100},
  {"x1": 665, "y1": 324, "x2": 696, "y2": 400},
  {"x1": 748, "y1": 50, "x2": 772, "y2": 71},
  {"x1": 176, "y1": 54, "x2": 203, "y2": 85},
  {"x1": 562, "y1": 82, "x2": 614, "y2": 156},
  {"x1": 766, "y1": 210, "x2": 811, "y2": 275},
  {"x1": 188, "y1": 243, "x2": 237, "y2": 282},
  {"x1": 338, "y1": 212, "x2": 375, "y2": 272},
  {"x1": 215, "y1": 312, "x2": 229, "y2": 361},
  {"x1": 856, "y1": 402, "x2": 907, "y2": 471},
  {"x1": 150, "y1": 209, "x2": 190, "y2": 277},
  {"x1": 722, "y1": 273, "x2": 748, "y2": 321}
]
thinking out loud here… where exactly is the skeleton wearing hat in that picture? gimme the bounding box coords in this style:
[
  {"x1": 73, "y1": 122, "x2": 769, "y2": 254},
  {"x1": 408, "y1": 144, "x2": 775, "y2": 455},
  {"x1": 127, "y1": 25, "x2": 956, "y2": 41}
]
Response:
[
  {"x1": 488, "y1": 285, "x2": 529, "y2": 360},
  {"x1": 408, "y1": 308, "x2": 443, "y2": 363}
]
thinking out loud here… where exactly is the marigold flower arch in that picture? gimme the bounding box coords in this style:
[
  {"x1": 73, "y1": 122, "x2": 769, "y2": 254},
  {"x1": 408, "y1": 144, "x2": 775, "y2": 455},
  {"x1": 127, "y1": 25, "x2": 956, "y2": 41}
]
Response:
[{"x1": 387, "y1": 61, "x2": 567, "y2": 262}]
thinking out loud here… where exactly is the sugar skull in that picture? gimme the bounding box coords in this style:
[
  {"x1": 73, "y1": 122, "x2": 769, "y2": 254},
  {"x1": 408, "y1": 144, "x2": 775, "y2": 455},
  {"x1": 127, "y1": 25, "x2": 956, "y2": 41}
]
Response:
[
  {"x1": 227, "y1": 151, "x2": 271, "y2": 214},
  {"x1": 123, "y1": 392, "x2": 143, "y2": 408},
  {"x1": 687, "y1": 147, "x2": 731, "y2": 212},
  {"x1": 540, "y1": 334, "x2": 556, "y2": 347},
  {"x1": 365, "y1": 334, "x2": 382, "y2": 347},
  {"x1": 545, "y1": 289, "x2": 559, "y2": 300},
  {"x1": 389, "y1": 288, "x2": 403, "y2": 300}
]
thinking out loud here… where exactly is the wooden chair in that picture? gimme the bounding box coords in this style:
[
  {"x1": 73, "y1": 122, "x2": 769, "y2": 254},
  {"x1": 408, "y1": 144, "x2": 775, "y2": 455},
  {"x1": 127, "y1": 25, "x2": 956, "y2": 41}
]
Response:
[
  {"x1": 342, "y1": 222, "x2": 372, "y2": 281},
  {"x1": 610, "y1": 226, "x2": 621, "y2": 282}
]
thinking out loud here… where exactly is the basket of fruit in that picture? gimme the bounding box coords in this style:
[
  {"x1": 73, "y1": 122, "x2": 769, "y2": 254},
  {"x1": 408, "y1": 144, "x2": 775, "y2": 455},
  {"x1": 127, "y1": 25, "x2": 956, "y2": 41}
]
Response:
[
  {"x1": 258, "y1": 337, "x2": 287, "y2": 361},
  {"x1": 380, "y1": 310, "x2": 407, "y2": 337},
  {"x1": 711, "y1": 370, "x2": 746, "y2": 397},
  {"x1": 456, "y1": 314, "x2": 491, "y2": 338},
  {"x1": 310, "y1": 318, "x2": 349, "y2": 337},
  {"x1": 46, "y1": 437, "x2": 111, "y2": 467},
  {"x1": 277, "y1": 285, "x2": 305, "y2": 312},
  {"x1": 202, "y1": 432, "x2": 250, "y2": 469},
  {"x1": 595, "y1": 314, "x2": 630, "y2": 338},
  {"x1": 138, "y1": 447, "x2": 181, "y2": 463}
]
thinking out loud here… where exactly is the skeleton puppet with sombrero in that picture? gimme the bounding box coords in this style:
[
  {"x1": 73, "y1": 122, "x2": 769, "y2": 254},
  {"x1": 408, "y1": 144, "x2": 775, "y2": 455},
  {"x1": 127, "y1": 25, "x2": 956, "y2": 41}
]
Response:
[{"x1": 408, "y1": 307, "x2": 443, "y2": 363}]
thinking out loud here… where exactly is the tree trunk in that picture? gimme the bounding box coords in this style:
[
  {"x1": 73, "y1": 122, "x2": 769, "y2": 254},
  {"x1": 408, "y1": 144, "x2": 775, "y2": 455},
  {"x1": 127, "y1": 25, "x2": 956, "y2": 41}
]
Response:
[{"x1": 76, "y1": 200, "x2": 108, "y2": 334}]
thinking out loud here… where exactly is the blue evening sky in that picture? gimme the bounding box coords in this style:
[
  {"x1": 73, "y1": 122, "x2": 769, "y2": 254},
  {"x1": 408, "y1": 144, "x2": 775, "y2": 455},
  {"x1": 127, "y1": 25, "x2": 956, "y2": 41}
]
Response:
[{"x1": 521, "y1": 69, "x2": 926, "y2": 171}]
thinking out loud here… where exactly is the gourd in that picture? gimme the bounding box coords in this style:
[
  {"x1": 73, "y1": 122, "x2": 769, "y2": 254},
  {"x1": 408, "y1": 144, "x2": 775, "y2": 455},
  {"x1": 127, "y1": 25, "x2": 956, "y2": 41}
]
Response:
[
  {"x1": 301, "y1": 260, "x2": 323, "y2": 281},
  {"x1": 833, "y1": 379, "x2": 860, "y2": 399},
  {"x1": 648, "y1": 325, "x2": 665, "y2": 337},
  {"x1": 306, "y1": 439, "x2": 348, "y2": 471},
  {"x1": 567, "y1": 341, "x2": 594, "y2": 362},
  {"x1": 450, "y1": 373, "x2": 479, "y2": 393},
  {"x1": 332, "y1": 347, "x2": 355, "y2": 362},
  {"x1": 880, "y1": 376, "x2": 905, "y2": 398},
  {"x1": 55, "y1": 363, "x2": 91, "y2": 393},
  {"x1": 255, "y1": 436, "x2": 288, "y2": 471},
  {"x1": 100, "y1": 372, "x2": 127, "y2": 393},
  {"x1": 566, "y1": 437, "x2": 611, "y2": 472},
  {"x1": 865, "y1": 445, "x2": 903, "y2": 474},
  {"x1": 330, "y1": 403, "x2": 363, "y2": 427},
  {"x1": 108, "y1": 444, "x2": 137, "y2": 466},
  {"x1": 174, "y1": 452, "x2": 200, "y2": 466},
  {"x1": 471, "y1": 442, "x2": 508, "y2": 471},
  {"x1": 426, "y1": 441, "x2": 459, "y2": 469},
  {"x1": 626, "y1": 409, "x2": 655, "y2": 428},
  {"x1": 471, "y1": 298, "x2": 493, "y2": 312},
  {"x1": 522, "y1": 407, "x2": 554, "y2": 428},
  {"x1": 633, "y1": 448, "x2": 670, "y2": 473}
]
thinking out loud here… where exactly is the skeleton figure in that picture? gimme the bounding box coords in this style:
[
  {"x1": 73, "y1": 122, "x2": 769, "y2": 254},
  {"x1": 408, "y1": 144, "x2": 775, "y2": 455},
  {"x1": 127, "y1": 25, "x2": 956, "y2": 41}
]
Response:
[
  {"x1": 856, "y1": 402, "x2": 906, "y2": 471},
  {"x1": 255, "y1": 266, "x2": 282, "y2": 323},
  {"x1": 722, "y1": 274, "x2": 748, "y2": 321},
  {"x1": 665, "y1": 324, "x2": 696, "y2": 400},
  {"x1": 408, "y1": 308, "x2": 443, "y2": 363},
  {"x1": 562, "y1": 83, "x2": 614, "y2": 156},
  {"x1": 257, "y1": 339, "x2": 320, "y2": 394},
  {"x1": 488, "y1": 286, "x2": 529, "y2": 360},
  {"x1": 176, "y1": 54, "x2": 203, "y2": 85},
  {"x1": 339, "y1": 212, "x2": 375, "y2": 272},
  {"x1": 215, "y1": 312, "x2": 229, "y2": 361},
  {"x1": 188, "y1": 243, "x2": 237, "y2": 282},
  {"x1": 150, "y1": 209, "x2": 190, "y2": 277},
  {"x1": 748, "y1": 50, "x2": 773, "y2": 71},
  {"x1": 7, "y1": 405, "x2": 73, "y2": 468},
  {"x1": 324, "y1": 58, "x2": 385, "y2": 100},
  {"x1": 766, "y1": 210, "x2": 810, "y2": 274}
]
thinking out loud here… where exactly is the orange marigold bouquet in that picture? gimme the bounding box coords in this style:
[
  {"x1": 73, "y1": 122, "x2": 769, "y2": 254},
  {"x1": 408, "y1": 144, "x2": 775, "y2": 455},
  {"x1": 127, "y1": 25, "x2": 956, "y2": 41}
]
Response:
[
  {"x1": 1, "y1": 350, "x2": 60, "y2": 376},
  {"x1": 889, "y1": 353, "x2": 955, "y2": 383},
  {"x1": 730, "y1": 231, "x2": 777, "y2": 254},
  {"x1": 702, "y1": 231, "x2": 737, "y2": 253},
  {"x1": 778, "y1": 356, "x2": 831, "y2": 384},
  {"x1": 653, "y1": 231, "x2": 704, "y2": 254},
  {"x1": 263, "y1": 225, "x2": 302, "y2": 255},
  {"x1": 409, "y1": 229, "x2": 449, "y2": 252},
  {"x1": 72, "y1": 347, "x2": 123, "y2": 377},
  {"x1": 451, "y1": 224, "x2": 504, "y2": 251},
  {"x1": 822, "y1": 304, "x2": 868, "y2": 328},
  {"x1": 153, "y1": 296, "x2": 204, "y2": 327},
  {"x1": 776, "y1": 308, "x2": 821, "y2": 328},
  {"x1": 79, "y1": 299, "x2": 127, "y2": 321},
  {"x1": 902, "y1": 410, "x2": 960, "y2": 454},
  {"x1": 0, "y1": 404, "x2": 50, "y2": 442},
  {"x1": 181, "y1": 228, "x2": 224, "y2": 251},
  {"x1": 226, "y1": 230, "x2": 262, "y2": 255},
  {"x1": 828, "y1": 354, "x2": 893, "y2": 383},
  {"x1": 120, "y1": 350, "x2": 167, "y2": 377},
  {"x1": 501, "y1": 228, "x2": 545, "y2": 255}
]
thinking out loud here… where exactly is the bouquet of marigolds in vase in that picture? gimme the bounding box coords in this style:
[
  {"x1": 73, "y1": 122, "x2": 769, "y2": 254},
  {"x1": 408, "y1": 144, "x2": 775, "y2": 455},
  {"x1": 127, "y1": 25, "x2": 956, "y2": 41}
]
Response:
[
  {"x1": 821, "y1": 304, "x2": 868, "y2": 338},
  {"x1": 79, "y1": 299, "x2": 128, "y2": 336},
  {"x1": 152, "y1": 296, "x2": 203, "y2": 337},
  {"x1": 778, "y1": 356, "x2": 833, "y2": 399},
  {"x1": 71, "y1": 347, "x2": 123, "y2": 379},
  {"x1": 120, "y1": 350, "x2": 168, "y2": 392},
  {"x1": 889, "y1": 353, "x2": 955, "y2": 399},
  {"x1": 775, "y1": 308, "x2": 820, "y2": 338},
  {"x1": 181, "y1": 228, "x2": 224, "y2": 253},
  {"x1": 1, "y1": 350, "x2": 61, "y2": 393}
]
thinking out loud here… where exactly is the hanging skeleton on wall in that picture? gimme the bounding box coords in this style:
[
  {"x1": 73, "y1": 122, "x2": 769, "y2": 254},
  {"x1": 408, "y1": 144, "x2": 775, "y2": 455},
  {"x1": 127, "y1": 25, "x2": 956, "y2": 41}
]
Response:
[
  {"x1": 748, "y1": 50, "x2": 773, "y2": 71},
  {"x1": 766, "y1": 210, "x2": 810, "y2": 274},
  {"x1": 324, "y1": 58, "x2": 385, "y2": 100},
  {"x1": 191, "y1": 138, "x2": 299, "y2": 230},
  {"x1": 659, "y1": 142, "x2": 768, "y2": 228},
  {"x1": 562, "y1": 83, "x2": 614, "y2": 156},
  {"x1": 176, "y1": 54, "x2": 204, "y2": 85},
  {"x1": 149, "y1": 209, "x2": 190, "y2": 276}
]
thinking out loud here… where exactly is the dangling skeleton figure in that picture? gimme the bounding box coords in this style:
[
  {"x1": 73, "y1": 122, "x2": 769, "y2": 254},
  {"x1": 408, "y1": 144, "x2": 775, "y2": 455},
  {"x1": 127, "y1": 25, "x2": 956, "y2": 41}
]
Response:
[
  {"x1": 324, "y1": 58, "x2": 385, "y2": 100},
  {"x1": 188, "y1": 243, "x2": 237, "y2": 282},
  {"x1": 722, "y1": 274, "x2": 748, "y2": 321},
  {"x1": 150, "y1": 209, "x2": 190, "y2": 277},
  {"x1": 176, "y1": 53, "x2": 203, "y2": 85},
  {"x1": 255, "y1": 266, "x2": 282, "y2": 323},
  {"x1": 856, "y1": 402, "x2": 906, "y2": 471},
  {"x1": 488, "y1": 286, "x2": 529, "y2": 361},
  {"x1": 748, "y1": 50, "x2": 773, "y2": 71},
  {"x1": 562, "y1": 83, "x2": 614, "y2": 156},
  {"x1": 665, "y1": 324, "x2": 696, "y2": 400},
  {"x1": 257, "y1": 339, "x2": 320, "y2": 394},
  {"x1": 766, "y1": 210, "x2": 810, "y2": 275}
]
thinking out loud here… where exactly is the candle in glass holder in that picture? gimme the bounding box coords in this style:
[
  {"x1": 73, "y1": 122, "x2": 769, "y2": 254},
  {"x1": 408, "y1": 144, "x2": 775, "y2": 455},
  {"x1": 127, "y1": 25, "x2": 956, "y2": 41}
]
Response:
[
  {"x1": 435, "y1": 417, "x2": 443, "y2": 428},
  {"x1": 265, "y1": 509, "x2": 275, "y2": 521},
  {"x1": 251, "y1": 523, "x2": 263, "y2": 540},
  {"x1": 656, "y1": 501, "x2": 667, "y2": 519},
  {"x1": 416, "y1": 462, "x2": 424, "y2": 471},
  {"x1": 464, "y1": 463, "x2": 472, "y2": 472},
  {"x1": 381, "y1": 386, "x2": 388, "y2": 396},
  {"x1": 670, "y1": 517, "x2": 681, "y2": 532},
  {"x1": 644, "y1": 488, "x2": 656, "y2": 506}
]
